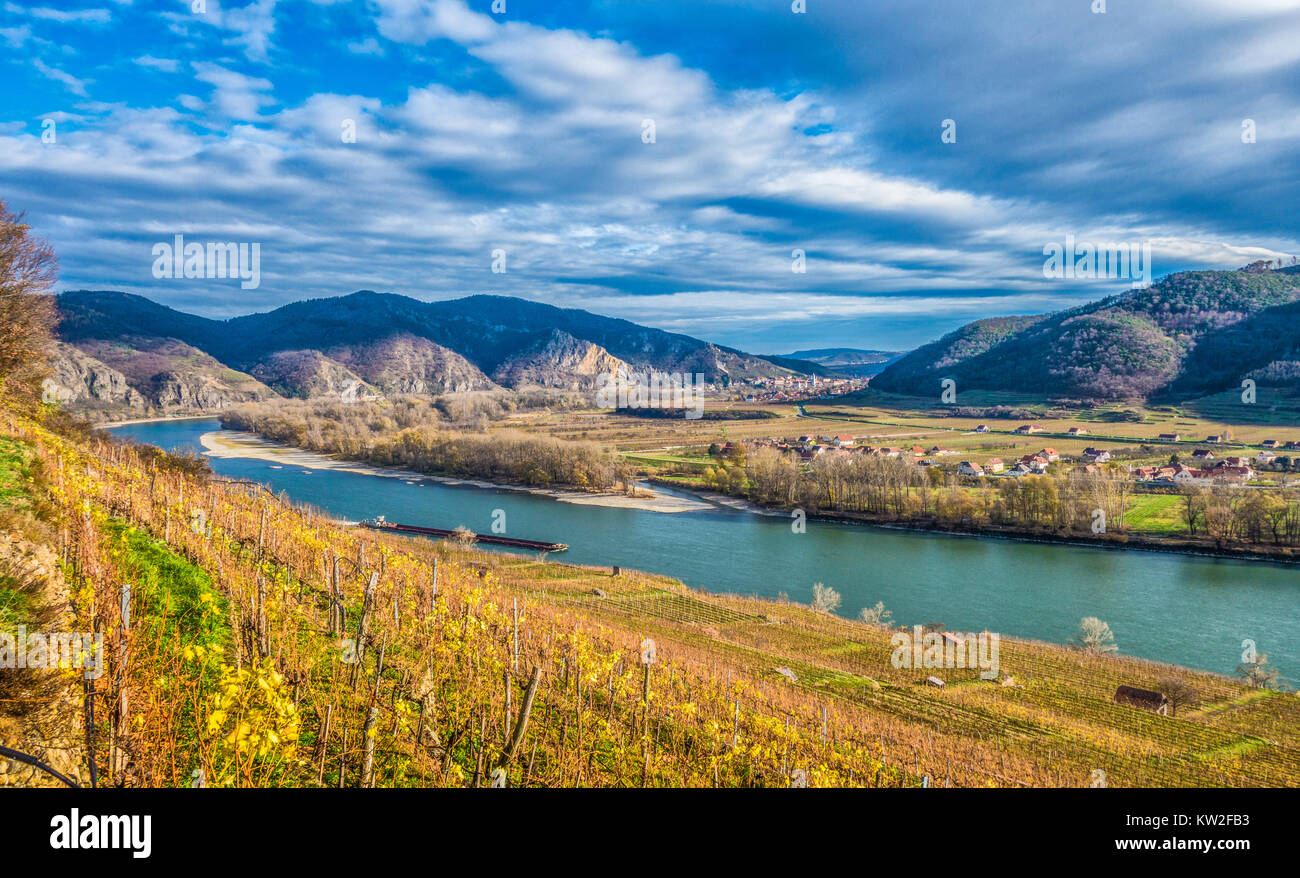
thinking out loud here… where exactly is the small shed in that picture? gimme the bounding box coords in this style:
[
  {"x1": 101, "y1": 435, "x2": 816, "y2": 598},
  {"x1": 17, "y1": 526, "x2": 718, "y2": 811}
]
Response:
[
  {"x1": 925, "y1": 676, "x2": 946, "y2": 687},
  {"x1": 1114, "y1": 685, "x2": 1169, "y2": 715}
]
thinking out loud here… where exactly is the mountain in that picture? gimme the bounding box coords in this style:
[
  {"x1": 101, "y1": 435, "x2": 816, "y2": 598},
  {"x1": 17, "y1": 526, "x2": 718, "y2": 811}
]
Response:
[
  {"x1": 325, "y1": 334, "x2": 496, "y2": 394},
  {"x1": 248, "y1": 350, "x2": 378, "y2": 400},
  {"x1": 870, "y1": 265, "x2": 1300, "y2": 403},
  {"x1": 50, "y1": 334, "x2": 274, "y2": 414},
  {"x1": 42, "y1": 341, "x2": 145, "y2": 411},
  {"x1": 491, "y1": 329, "x2": 629, "y2": 389},
  {"x1": 51, "y1": 290, "x2": 808, "y2": 416},
  {"x1": 786, "y1": 348, "x2": 898, "y2": 365},
  {"x1": 780, "y1": 347, "x2": 902, "y2": 377}
]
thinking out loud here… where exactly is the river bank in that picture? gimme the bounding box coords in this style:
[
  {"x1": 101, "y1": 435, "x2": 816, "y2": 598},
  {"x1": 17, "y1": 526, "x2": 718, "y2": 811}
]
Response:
[
  {"x1": 95, "y1": 412, "x2": 227, "y2": 428},
  {"x1": 197, "y1": 423, "x2": 1300, "y2": 564},
  {"x1": 648, "y1": 477, "x2": 1300, "y2": 566},
  {"x1": 200, "y1": 429, "x2": 715, "y2": 514}
]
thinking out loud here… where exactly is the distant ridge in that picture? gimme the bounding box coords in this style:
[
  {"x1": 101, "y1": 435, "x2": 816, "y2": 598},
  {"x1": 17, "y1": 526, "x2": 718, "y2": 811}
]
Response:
[
  {"x1": 778, "y1": 347, "x2": 902, "y2": 378},
  {"x1": 870, "y1": 264, "x2": 1300, "y2": 402}
]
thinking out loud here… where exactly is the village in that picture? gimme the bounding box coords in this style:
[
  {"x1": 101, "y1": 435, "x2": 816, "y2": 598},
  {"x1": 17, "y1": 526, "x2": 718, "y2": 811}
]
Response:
[
  {"x1": 732, "y1": 374, "x2": 871, "y2": 404},
  {"x1": 710, "y1": 423, "x2": 1300, "y2": 487}
]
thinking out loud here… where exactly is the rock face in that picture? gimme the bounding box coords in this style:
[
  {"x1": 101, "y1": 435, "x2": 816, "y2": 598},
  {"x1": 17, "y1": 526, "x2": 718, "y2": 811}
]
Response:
[
  {"x1": 250, "y1": 349, "x2": 380, "y2": 400},
  {"x1": 326, "y1": 333, "x2": 497, "y2": 394},
  {"x1": 150, "y1": 370, "x2": 273, "y2": 410},
  {"x1": 491, "y1": 329, "x2": 629, "y2": 389},
  {"x1": 43, "y1": 341, "x2": 145, "y2": 408},
  {"x1": 64, "y1": 335, "x2": 275, "y2": 416}
]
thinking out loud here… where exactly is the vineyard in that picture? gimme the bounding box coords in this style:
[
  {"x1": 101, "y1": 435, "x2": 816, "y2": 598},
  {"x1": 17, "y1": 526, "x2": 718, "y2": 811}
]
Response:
[{"x1": 2, "y1": 410, "x2": 1298, "y2": 788}]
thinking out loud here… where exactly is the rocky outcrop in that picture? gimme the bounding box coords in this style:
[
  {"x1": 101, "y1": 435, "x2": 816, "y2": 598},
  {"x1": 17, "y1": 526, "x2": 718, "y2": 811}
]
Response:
[
  {"x1": 43, "y1": 341, "x2": 145, "y2": 408},
  {"x1": 69, "y1": 335, "x2": 276, "y2": 414},
  {"x1": 150, "y1": 370, "x2": 275, "y2": 410},
  {"x1": 250, "y1": 350, "x2": 381, "y2": 400},
  {"x1": 326, "y1": 333, "x2": 496, "y2": 395},
  {"x1": 491, "y1": 329, "x2": 629, "y2": 389}
]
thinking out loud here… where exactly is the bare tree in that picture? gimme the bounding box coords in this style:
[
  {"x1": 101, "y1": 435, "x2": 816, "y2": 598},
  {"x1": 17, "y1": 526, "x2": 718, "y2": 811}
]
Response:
[
  {"x1": 1073, "y1": 616, "x2": 1118, "y2": 654},
  {"x1": 0, "y1": 203, "x2": 58, "y2": 408},
  {"x1": 1237, "y1": 652, "x2": 1286, "y2": 690},
  {"x1": 809, "y1": 582, "x2": 841, "y2": 614},
  {"x1": 858, "y1": 600, "x2": 892, "y2": 627},
  {"x1": 1179, "y1": 485, "x2": 1207, "y2": 535},
  {"x1": 1156, "y1": 676, "x2": 1202, "y2": 716}
]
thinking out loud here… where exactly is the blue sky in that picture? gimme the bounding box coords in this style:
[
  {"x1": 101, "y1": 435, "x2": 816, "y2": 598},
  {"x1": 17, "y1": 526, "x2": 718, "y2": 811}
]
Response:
[{"x1": 2, "y1": 0, "x2": 1298, "y2": 353}]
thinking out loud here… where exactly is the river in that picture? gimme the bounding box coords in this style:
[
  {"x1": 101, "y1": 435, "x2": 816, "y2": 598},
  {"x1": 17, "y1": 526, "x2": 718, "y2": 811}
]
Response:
[{"x1": 108, "y1": 417, "x2": 1298, "y2": 683}]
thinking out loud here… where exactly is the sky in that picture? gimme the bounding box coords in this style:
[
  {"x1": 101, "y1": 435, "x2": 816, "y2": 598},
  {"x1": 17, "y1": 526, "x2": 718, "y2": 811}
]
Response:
[{"x1": 1, "y1": 0, "x2": 1298, "y2": 354}]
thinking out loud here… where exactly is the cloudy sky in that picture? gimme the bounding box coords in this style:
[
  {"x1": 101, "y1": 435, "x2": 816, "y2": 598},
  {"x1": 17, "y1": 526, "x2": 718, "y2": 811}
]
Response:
[{"x1": 2, "y1": 0, "x2": 1298, "y2": 353}]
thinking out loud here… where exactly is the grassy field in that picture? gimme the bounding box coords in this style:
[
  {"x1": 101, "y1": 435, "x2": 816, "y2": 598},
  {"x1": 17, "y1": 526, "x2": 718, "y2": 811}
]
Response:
[
  {"x1": 499, "y1": 386, "x2": 1300, "y2": 478},
  {"x1": 1125, "y1": 494, "x2": 1186, "y2": 534}
]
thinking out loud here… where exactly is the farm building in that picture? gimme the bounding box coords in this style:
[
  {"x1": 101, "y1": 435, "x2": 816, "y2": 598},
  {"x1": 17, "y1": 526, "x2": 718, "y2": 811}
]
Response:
[{"x1": 1114, "y1": 685, "x2": 1169, "y2": 715}]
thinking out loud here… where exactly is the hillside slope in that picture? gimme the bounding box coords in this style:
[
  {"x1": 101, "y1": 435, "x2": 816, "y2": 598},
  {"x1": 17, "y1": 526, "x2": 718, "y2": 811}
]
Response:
[
  {"x1": 248, "y1": 350, "x2": 379, "y2": 400},
  {"x1": 52, "y1": 335, "x2": 274, "y2": 414},
  {"x1": 50, "y1": 290, "x2": 809, "y2": 418},
  {"x1": 491, "y1": 328, "x2": 630, "y2": 389},
  {"x1": 55, "y1": 290, "x2": 803, "y2": 391},
  {"x1": 871, "y1": 266, "x2": 1300, "y2": 402},
  {"x1": 6, "y1": 411, "x2": 1298, "y2": 788}
]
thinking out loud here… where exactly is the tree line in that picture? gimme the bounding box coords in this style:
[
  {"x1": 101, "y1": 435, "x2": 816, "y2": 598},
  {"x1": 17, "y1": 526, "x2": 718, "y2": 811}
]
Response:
[
  {"x1": 223, "y1": 398, "x2": 636, "y2": 492},
  {"x1": 706, "y1": 447, "x2": 1300, "y2": 546}
]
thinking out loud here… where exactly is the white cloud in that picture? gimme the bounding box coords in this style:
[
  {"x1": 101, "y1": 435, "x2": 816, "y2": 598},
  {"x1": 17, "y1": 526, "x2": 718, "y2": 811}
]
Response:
[
  {"x1": 0, "y1": 25, "x2": 31, "y2": 47},
  {"x1": 1214, "y1": 23, "x2": 1300, "y2": 75},
  {"x1": 5, "y1": 4, "x2": 112, "y2": 24},
  {"x1": 372, "y1": 0, "x2": 495, "y2": 45},
  {"x1": 134, "y1": 55, "x2": 180, "y2": 72},
  {"x1": 0, "y1": 0, "x2": 1294, "y2": 345},
  {"x1": 192, "y1": 62, "x2": 274, "y2": 119},
  {"x1": 1184, "y1": 0, "x2": 1300, "y2": 16},
  {"x1": 176, "y1": 0, "x2": 280, "y2": 63},
  {"x1": 346, "y1": 37, "x2": 384, "y2": 56},
  {"x1": 31, "y1": 58, "x2": 88, "y2": 96}
]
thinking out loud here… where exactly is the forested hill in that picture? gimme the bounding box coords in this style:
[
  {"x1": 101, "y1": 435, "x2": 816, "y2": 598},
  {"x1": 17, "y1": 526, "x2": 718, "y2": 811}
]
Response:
[
  {"x1": 49, "y1": 290, "x2": 809, "y2": 415},
  {"x1": 870, "y1": 264, "x2": 1300, "y2": 402}
]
